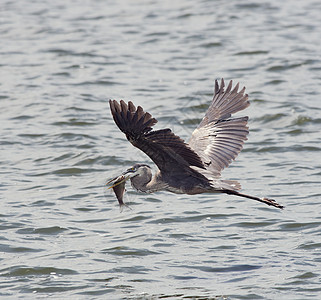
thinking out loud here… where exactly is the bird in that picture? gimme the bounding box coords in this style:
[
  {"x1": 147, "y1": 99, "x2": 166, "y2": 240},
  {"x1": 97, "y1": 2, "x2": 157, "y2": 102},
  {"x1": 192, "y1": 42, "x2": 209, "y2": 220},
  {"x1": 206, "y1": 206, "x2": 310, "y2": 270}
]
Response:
[{"x1": 107, "y1": 79, "x2": 283, "y2": 209}]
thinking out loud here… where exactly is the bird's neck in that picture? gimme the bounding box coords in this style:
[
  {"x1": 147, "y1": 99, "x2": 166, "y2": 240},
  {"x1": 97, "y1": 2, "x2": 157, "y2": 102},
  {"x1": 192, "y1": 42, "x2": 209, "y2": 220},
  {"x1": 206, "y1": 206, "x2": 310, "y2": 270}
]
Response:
[
  {"x1": 131, "y1": 171, "x2": 165, "y2": 193},
  {"x1": 146, "y1": 171, "x2": 168, "y2": 192}
]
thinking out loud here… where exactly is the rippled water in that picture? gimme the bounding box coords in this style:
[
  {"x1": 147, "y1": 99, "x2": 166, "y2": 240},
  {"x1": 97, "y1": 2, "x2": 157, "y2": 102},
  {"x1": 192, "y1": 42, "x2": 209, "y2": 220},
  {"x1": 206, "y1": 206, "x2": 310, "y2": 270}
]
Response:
[{"x1": 1, "y1": 0, "x2": 321, "y2": 299}]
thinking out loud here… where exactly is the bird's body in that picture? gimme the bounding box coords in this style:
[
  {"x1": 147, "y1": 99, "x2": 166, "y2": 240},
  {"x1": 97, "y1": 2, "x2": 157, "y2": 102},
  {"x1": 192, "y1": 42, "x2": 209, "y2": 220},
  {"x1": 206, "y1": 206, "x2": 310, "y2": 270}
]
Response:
[
  {"x1": 136, "y1": 165, "x2": 210, "y2": 195},
  {"x1": 107, "y1": 79, "x2": 283, "y2": 209}
]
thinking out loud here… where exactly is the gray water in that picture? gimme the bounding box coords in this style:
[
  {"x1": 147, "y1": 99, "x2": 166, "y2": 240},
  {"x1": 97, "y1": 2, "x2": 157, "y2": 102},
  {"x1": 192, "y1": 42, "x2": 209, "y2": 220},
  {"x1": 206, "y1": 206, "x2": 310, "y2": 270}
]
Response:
[{"x1": 1, "y1": 0, "x2": 321, "y2": 299}]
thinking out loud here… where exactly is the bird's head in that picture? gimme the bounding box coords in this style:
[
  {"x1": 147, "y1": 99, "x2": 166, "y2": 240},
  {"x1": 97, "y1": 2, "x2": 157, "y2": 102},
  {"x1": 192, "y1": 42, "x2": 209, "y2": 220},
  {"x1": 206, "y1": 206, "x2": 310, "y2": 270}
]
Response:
[
  {"x1": 106, "y1": 164, "x2": 152, "y2": 190},
  {"x1": 106, "y1": 164, "x2": 152, "y2": 207}
]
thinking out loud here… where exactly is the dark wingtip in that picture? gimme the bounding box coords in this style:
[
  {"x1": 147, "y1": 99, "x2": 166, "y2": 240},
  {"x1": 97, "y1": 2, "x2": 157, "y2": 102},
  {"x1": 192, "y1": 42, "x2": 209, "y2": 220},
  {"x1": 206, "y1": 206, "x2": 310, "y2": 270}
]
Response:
[{"x1": 109, "y1": 99, "x2": 158, "y2": 138}]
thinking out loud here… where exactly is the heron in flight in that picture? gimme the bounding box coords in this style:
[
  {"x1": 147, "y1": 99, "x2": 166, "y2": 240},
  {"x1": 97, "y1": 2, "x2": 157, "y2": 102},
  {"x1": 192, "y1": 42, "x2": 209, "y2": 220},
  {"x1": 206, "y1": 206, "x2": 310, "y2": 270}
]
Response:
[{"x1": 107, "y1": 79, "x2": 283, "y2": 209}]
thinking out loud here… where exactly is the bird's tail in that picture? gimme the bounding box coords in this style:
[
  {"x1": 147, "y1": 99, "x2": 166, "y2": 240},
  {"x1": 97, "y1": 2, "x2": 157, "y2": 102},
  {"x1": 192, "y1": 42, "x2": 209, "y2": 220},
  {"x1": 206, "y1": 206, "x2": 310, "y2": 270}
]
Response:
[{"x1": 210, "y1": 179, "x2": 241, "y2": 191}]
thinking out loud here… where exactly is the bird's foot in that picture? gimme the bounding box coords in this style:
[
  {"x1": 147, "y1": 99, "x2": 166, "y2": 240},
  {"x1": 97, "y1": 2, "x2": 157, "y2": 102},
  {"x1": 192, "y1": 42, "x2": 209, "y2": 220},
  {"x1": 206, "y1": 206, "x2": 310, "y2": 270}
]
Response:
[{"x1": 261, "y1": 197, "x2": 284, "y2": 209}]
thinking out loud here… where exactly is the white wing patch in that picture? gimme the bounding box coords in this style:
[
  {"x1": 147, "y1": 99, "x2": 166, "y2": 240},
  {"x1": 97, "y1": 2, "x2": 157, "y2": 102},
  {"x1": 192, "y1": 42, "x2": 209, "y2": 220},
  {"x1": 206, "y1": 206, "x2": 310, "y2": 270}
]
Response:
[{"x1": 189, "y1": 79, "x2": 249, "y2": 180}]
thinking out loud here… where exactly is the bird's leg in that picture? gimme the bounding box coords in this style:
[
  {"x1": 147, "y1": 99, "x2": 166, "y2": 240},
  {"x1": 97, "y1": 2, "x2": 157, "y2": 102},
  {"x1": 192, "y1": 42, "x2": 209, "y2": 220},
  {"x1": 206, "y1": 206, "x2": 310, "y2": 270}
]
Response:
[{"x1": 222, "y1": 189, "x2": 284, "y2": 209}]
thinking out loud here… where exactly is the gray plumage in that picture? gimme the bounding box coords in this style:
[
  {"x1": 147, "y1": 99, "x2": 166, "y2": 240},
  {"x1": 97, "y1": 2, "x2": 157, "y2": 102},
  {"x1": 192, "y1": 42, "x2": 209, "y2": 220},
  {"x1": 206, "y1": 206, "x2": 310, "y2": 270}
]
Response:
[{"x1": 107, "y1": 79, "x2": 283, "y2": 209}]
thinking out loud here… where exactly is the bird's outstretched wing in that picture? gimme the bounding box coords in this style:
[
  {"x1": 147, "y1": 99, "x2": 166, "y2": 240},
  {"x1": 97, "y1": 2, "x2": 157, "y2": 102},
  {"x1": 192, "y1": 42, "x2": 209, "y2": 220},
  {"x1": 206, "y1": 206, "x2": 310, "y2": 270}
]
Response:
[
  {"x1": 109, "y1": 100, "x2": 205, "y2": 175},
  {"x1": 189, "y1": 79, "x2": 250, "y2": 178}
]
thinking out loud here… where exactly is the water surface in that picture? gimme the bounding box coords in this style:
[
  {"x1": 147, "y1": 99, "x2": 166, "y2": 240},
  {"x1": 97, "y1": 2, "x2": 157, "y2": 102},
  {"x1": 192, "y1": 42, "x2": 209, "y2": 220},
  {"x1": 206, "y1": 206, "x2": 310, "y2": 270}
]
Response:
[{"x1": 1, "y1": 0, "x2": 321, "y2": 299}]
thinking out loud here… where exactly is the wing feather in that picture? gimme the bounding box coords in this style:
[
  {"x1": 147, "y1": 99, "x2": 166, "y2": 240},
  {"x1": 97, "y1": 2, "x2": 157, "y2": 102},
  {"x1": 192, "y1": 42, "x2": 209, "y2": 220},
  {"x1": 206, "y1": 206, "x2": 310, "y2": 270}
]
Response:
[
  {"x1": 189, "y1": 79, "x2": 249, "y2": 178},
  {"x1": 109, "y1": 100, "x2": 205, "y2": 175}
]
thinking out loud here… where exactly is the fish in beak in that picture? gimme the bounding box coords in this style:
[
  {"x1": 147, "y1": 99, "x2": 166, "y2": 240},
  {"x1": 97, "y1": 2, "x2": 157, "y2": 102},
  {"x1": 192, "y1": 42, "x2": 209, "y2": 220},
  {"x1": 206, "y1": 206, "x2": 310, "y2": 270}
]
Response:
[
  {"x1": 106, "y1": 174, "x2": 129, "y2": 207},
  {"x1": 106, "y1": 167, "x2": 137, "y2": 207}
]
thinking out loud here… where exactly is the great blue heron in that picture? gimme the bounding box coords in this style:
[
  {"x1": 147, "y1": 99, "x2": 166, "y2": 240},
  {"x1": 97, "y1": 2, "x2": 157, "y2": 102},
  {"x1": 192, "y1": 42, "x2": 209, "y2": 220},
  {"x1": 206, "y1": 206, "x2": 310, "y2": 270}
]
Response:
[{"x1": 107, "y1": 79, "x2": 283, "y2": 209}]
